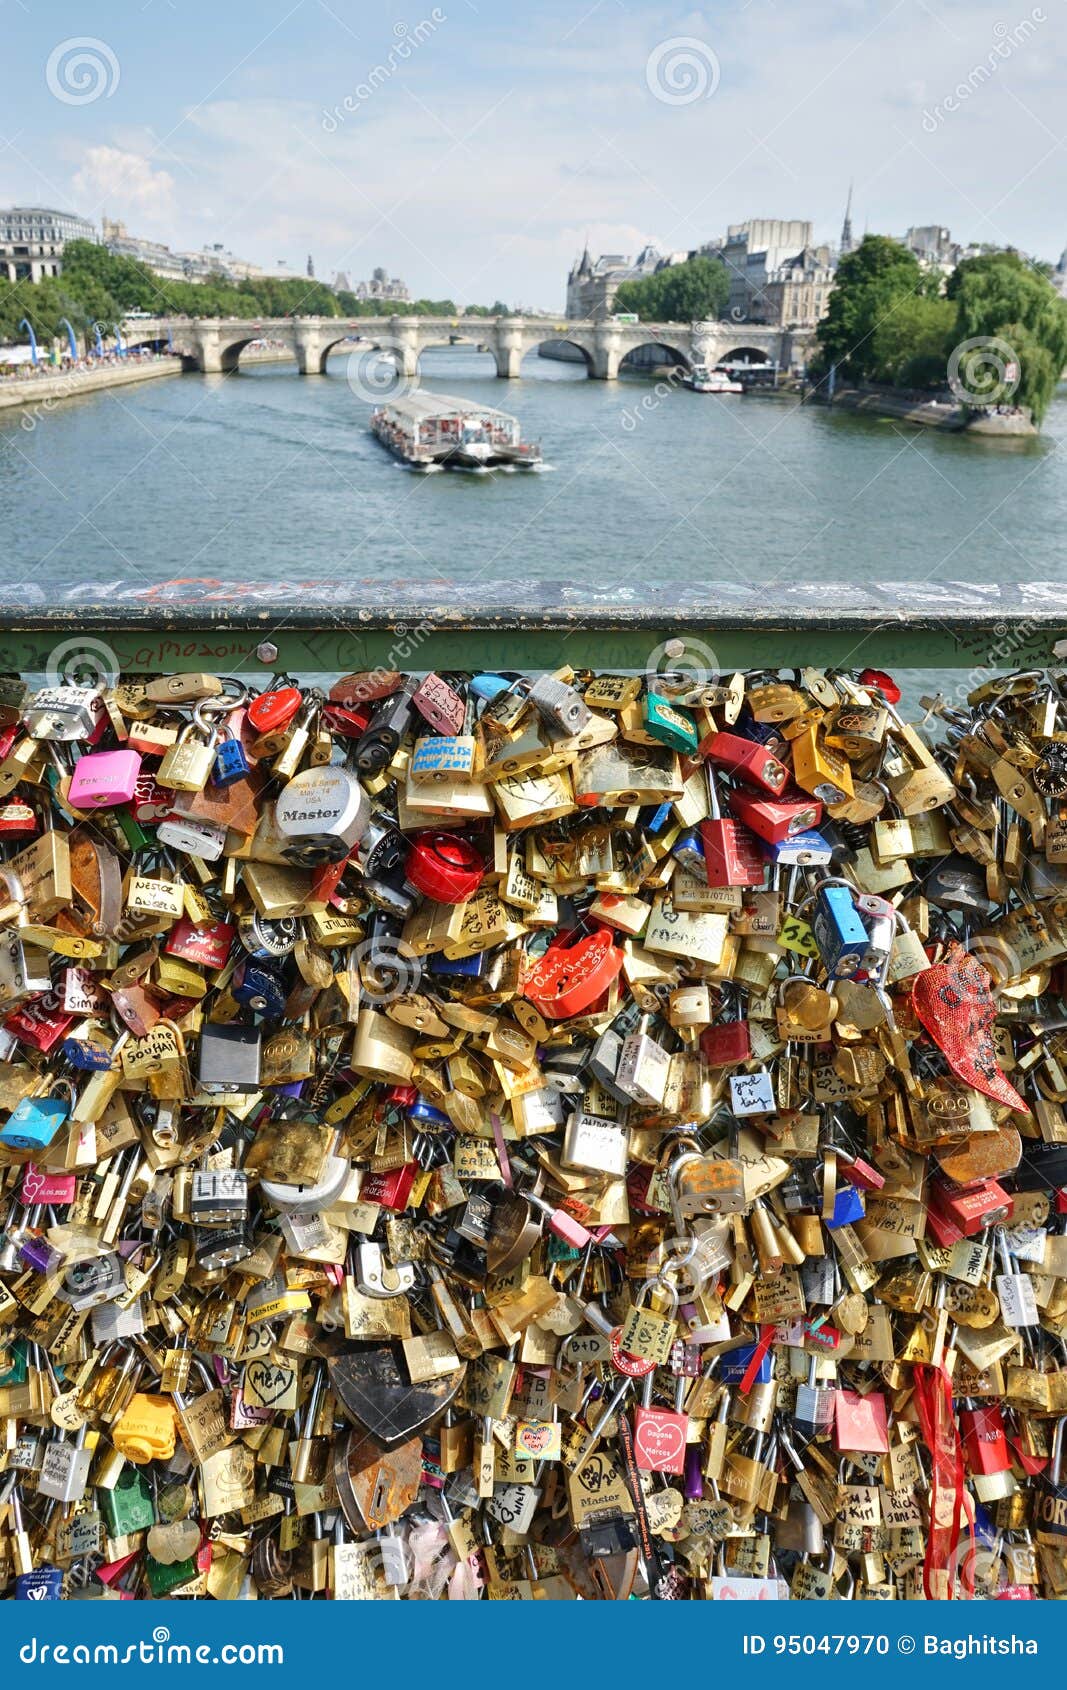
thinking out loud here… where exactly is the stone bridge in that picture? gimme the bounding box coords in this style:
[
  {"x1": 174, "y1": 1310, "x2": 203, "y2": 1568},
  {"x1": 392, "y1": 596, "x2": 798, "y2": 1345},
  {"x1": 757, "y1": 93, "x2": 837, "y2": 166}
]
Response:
[{"x1": 122, "y1": 314, "x2": 814, "y2": 381}]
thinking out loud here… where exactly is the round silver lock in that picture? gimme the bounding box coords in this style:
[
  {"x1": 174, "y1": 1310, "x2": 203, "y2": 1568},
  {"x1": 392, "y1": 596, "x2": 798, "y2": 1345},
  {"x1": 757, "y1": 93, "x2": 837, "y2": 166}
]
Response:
[{"x1": 274, "y1": 766, "x2": 370, "y2": 866}]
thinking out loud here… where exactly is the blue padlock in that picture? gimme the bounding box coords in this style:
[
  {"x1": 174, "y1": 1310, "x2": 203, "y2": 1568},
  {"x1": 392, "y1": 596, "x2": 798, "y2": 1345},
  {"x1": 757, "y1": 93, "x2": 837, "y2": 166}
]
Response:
[
  {"x1": 672, "y1": 827, "x2": 706, "y2": 876},
  {"x1": 426, "y1": 951, "x2": 484, "y2": 978},
  {"x1": 811, "y1": 883, "x2": 868, "y2": 979},
  {"x1": 469, "y1": 673, "x2": 513, "y2": 703},
  {"x1": 212, "y1": 727, "x2": 251, "y2": 788},
  {"x1": 232, "y1": 959, "x2": 287, "y2": 1018},
  {"x1": 409, "y1": 1096, "x2": 450, "y2": 1127},
  {"x1": 719, "y1": 1343, "x2": 774, "y2": 1385},
  {"x1": 826, "y1": 1184, "x2": 866, "y2": 1229},
  {"x1": 15, "y1": 1564, "x2": 63, "y2": 1599},
  {"x1": 60, "y1": 1037, "x2": 113, "y2": 1071},
  {"x1": 760, "y1": 828, "x2": 833, "y2": 867},
  {"x1": 0, "y1": 1085, "x2": 72, "y2": 1153}
]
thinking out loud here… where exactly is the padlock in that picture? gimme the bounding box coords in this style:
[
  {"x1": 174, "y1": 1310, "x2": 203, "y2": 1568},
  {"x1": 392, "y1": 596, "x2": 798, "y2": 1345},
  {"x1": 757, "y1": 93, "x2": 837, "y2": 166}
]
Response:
[
  {"x1": 157, "y1": 719, "x2": 217, "y2": 792},
  {"x1": 274, "y1": 766, "x2": 370, "y2": 865},
  {"x1": 67, "y1": 747, "x2": 142, "y2": 808}
]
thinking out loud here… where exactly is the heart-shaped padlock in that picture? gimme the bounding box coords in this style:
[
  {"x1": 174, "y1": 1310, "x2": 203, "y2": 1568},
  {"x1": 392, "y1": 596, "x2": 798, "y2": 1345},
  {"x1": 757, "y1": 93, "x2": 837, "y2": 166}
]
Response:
[
  {"x1": 328, "y1": 1344, "x2": 465, "y2": 1444},
  {"x1": 522, "y1": 927, "x2": 623, "y2": 1020}
]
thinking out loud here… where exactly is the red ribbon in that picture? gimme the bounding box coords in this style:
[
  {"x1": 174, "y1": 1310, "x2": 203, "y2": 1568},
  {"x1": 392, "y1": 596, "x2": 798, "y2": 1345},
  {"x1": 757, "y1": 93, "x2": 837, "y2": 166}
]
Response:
[
  {"x1": 739, "y1": 1323, "x2": 776, "y2": 1395},
  {"x1": 913, "y1": 1363, "x2": 973, "y2": 1600}
]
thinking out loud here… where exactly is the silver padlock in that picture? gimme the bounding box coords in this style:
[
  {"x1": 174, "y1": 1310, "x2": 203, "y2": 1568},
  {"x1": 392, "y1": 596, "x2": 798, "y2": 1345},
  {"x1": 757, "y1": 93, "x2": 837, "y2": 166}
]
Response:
[
  {"x1": 274, "y1": 765, "x2": 370, "y2": 865},
  {"x1": 527, "y1": 672, "x2": 591, "y2": 736},
  {"x1": 23, "y1": 685, "x2": 105, "y2": 742},
  {"x1": 615, "y1": 1014, "x2": 671, "y2": 1107},
  {"x1": 561, "y1": 1110, "x2": 629, "y2": 1176},
  {"x1": 354, "y1": 1241, "x2": 416, "y2": 1299}
]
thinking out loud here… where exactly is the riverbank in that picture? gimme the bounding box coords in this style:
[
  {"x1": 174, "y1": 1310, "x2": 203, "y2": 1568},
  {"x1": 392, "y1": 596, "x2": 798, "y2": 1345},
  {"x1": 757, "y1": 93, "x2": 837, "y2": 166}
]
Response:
[
  {"x1": 813, "y1": 384, "x2": 1037, "y2": 436},
  {"x1": 0, "y1": 356, "x2": 182, "y2": 414}
]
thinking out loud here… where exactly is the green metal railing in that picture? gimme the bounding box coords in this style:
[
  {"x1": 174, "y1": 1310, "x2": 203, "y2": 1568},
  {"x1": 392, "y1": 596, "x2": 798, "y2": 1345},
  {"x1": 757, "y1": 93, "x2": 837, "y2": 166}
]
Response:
[{"x1": 0, "y1": 582, "x2": 1062, "y2": 674}]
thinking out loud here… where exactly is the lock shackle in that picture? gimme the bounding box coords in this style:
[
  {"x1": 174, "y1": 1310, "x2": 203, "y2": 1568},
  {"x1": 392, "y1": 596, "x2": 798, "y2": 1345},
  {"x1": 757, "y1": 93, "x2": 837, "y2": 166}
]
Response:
[
  {"x1": 635, "y1": 1274, "x2": 679, "y2": 1318},
  {"x1": 1052, "y1": 1417, "x2": 1066, "y2": 1485}
]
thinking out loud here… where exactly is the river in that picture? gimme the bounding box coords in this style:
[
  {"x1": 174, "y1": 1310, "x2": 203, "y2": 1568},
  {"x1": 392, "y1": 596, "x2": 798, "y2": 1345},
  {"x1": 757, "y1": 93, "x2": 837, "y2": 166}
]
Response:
[{"x1": 0, "y1": 346, "x2": 1063, "y2": 596}]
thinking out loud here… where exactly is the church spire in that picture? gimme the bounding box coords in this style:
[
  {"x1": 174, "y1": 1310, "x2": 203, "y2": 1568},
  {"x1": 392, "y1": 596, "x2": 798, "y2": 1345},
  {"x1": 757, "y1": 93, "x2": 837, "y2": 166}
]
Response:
[{"x1": 840, "y1": 183, "x2": 854, "y2": 257}]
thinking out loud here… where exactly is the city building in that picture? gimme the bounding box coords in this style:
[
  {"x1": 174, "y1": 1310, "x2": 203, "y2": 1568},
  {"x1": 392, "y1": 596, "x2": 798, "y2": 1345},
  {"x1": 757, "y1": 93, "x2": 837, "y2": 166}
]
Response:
[
  {"x1": 0, "y1": 206, "x2": 97, "y2": 282},
  {"x1": 746, "y1": 244, "x2": 835, "y2": 327},
  {"x1": 719, "y1": 220, "x2": 815, "y2": 321},
  {"x1": 101, "y1": 217, "x2": 190, "y2": 283},
  {"x1": 353, "y1": 266, "x2": 411, "y2": 304},
  {"x1": 1054, "y1": 243, "x2": 1067, "y2": 299},
  {"x1": 565, "y1": 242, "x2": 665, "y2": 319}
]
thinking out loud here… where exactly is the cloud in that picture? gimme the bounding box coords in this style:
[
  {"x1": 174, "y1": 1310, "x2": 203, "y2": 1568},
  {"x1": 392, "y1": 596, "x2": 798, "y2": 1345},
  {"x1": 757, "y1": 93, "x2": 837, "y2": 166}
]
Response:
[{"x1": 72, "y1": 146, "x2": 175, "y2": 223}]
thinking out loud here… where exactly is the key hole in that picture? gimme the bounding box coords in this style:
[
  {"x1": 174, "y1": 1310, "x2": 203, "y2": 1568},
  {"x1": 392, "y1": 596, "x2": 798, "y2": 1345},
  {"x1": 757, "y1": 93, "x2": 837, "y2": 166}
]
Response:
[{"x1": 372, "y1": 1473, "x2": 388, "y2": 1515}]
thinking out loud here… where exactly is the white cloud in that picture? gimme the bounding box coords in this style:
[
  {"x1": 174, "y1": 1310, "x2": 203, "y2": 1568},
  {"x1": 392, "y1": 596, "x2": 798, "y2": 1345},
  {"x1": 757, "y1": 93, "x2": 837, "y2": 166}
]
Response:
[{"x1": 72, "y1": 146, "x2": 175, "y2": 224}]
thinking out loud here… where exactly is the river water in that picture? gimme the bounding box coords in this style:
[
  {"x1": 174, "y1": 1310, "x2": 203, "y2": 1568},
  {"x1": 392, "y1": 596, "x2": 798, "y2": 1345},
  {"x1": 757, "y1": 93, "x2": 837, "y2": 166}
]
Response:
[{"x1": 1, "y1": 346, "x2": 1064, "y2": 597}]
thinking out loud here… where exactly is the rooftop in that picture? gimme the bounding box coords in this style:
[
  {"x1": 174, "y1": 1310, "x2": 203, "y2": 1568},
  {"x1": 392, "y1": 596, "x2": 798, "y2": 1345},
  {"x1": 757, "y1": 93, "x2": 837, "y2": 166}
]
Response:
[{"x1": 377, "y1": 389, "x2": 517, "y2": 421}]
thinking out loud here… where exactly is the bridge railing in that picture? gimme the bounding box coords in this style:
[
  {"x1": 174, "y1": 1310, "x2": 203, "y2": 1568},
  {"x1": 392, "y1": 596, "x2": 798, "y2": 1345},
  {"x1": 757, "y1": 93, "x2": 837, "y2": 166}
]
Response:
[{"x1": 0, "y1": 582, "x2": 1062, "y2": 675}]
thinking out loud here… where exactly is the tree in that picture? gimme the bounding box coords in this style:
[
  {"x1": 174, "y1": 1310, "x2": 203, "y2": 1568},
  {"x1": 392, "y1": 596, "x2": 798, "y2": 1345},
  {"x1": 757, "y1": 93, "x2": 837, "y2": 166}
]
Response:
[
  {"x1": 614, "y1": 257, "x2": 729, "y2": 322},
  {"x1": 947, "y1": 250, "x2": 1067, "y2": 422},
  {"x1": 868, "y1": 293, "x2": 956, "y2": 390},
  {"x1": 815, "y1": 236, "x2": 929, "y2": 379}
]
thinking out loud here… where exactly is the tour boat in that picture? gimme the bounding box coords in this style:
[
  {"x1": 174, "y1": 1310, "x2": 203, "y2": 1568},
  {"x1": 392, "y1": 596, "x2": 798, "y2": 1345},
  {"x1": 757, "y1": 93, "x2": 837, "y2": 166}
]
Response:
[
  {"x1": 684, "y1": 365, "x2": 743, "y2": 394},
  {"x1": 370, "y1": 391, "x2": 543, "y2": 471}
]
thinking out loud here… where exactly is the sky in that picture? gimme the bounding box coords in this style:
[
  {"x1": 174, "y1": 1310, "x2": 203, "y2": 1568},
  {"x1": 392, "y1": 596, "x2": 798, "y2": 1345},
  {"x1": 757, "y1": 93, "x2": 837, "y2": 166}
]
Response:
[{"x1": 2, "y1": 0, "x2": 1065, "y2": 309}]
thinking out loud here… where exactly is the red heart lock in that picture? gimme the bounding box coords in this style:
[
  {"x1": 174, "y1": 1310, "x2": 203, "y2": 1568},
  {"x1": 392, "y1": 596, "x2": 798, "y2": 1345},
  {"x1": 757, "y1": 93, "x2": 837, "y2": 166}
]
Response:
[
  {"x1": 522, "y1": 927, "x2": 623, "y2": 1020},
  {"x1": 911, "y1": 942, "x2": 1028, "y2": 1113},
  {"x1": 632, "y1": 1407, "x2": 688, "y2": 1474}
]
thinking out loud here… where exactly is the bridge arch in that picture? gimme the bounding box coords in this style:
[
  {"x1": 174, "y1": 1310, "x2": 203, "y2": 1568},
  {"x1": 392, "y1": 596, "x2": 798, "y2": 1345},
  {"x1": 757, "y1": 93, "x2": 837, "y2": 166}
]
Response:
[
  {"x1": 223, "y1": 335, "x2": 299, "y2": 373},
  {"x1": 416, "y1": 335, "x2": 498, "y2": 378},
  {"x1": 316, "y1": 332, "x2": 376, "y2": 374},
  {"x1": 717, "y1": 345, "x2": 775, "y2": 366},
  {"x1": 619, "y1": 339, "x2": 692, "y2": 375},
  {"x1": 521, "y1": 337, "x2": 594, "y2": 377}
]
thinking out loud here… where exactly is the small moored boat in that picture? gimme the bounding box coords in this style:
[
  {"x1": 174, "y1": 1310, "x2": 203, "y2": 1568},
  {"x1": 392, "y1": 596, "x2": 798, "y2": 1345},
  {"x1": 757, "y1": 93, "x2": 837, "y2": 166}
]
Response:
[
  {"x1": 370, "y1": 391, "x2": 543, "y2": 471},
  {"x1": 683, "y1": 365, "x2": 743, "y2": 394}
]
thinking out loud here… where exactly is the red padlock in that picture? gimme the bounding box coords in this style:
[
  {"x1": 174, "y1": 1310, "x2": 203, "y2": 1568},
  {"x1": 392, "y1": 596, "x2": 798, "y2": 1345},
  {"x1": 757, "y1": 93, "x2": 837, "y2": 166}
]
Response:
[
  {"x1": 246, "y1": 682, "x2": 303, "y2": 735},
  {"x1": 700, "y1": 817, "x2": 765, "y2": 887},
  {"x1": 960, "y1": 1405, "x2": 1012, "y2": 1476},
  {"x1": 702, "y1": 731, "x2": 789, "y2": 795},
  {"x1": 632, "y1": 1406, "x2": 688, "y2": 1474},
  {"x1": 729, "y1": 785, "x2": 822, "y2": 845},
  {"x1": 359, "y1": 1163, "x2": 418, "y2": 1210},
  {"x1": 522, "y1": 928, "x2": 623, "y2": 1020},
  {"x1": 405, "y1": 831, "x2": 484, "y2": 904},
  {"x1": 166, "y1": 916, "x2": 234, "y2": 970},
  {"x1": 700, "y1": 1020, "x2": 751, "y2": 1068},
  {"x1": 0, "y1": 798, "x2": 38, "y2": 838}
]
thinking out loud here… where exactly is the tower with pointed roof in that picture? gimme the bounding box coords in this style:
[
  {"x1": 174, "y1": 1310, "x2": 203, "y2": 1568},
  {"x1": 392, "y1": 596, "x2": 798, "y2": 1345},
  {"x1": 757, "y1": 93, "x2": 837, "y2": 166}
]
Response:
[{"x1": 839, "y1": 184, "x2": 854, "y2": 259}]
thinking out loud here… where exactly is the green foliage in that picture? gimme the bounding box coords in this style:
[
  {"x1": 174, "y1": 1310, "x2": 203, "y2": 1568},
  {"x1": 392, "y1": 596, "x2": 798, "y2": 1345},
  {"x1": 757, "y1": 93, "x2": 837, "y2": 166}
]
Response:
[
  {"x1": 815, "y1": 237, "x2": 927, "y2": 379},
  {"x1": 948, "y1": 251, "x2": 1067, "y2": 422},
  {"x1": 868, "y1": 294, "x2": 956, "y2": 390},
  {"x1": 816, "y1": 237, "x2": 1067, "y2": 424},
  {"x1": 614, "y1": 256, "x2": 730, "y2": 323},
  {"x1": 1, "y1": 243, "x2": 499, "y2": 352}
]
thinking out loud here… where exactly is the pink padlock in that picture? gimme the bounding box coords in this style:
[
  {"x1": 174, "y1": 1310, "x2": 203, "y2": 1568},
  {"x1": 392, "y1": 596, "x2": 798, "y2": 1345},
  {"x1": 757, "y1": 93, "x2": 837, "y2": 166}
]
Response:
[
  {"x1": 20, "y1": 1163, "x2": 77, "y2": 1205},
  {"x1": 68, "y1": 748, "x2": 142, "y2": 808}
]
